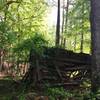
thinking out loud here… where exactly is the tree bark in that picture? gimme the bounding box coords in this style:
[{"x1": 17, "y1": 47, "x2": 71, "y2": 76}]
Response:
[
  {"x1": 55, "y1": 0, "x2": 60, "y2": 46},
  {"x1": 64, "y1": 0, "x2": 69, "y2": 33},
  {"x1": 0, "y1": 50, "x2": 3, "y2": 71},
  {"x1": 61, "y1": 0, "x2": 65, "y2": 34},
  {"x1": 90, "y1": 0, "x2": 100, "y2": 92},
  {"x1": 80, "y1": 2, "x2": 85, "y2": 53},
  {"x1": 61, "y1": 0, "x2": 65, "y2": 47}
]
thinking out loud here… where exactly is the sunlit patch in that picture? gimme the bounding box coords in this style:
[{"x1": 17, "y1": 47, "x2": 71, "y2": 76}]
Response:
[{"x1": 70, "y1": 71, "x2": 79, "y2": 78}]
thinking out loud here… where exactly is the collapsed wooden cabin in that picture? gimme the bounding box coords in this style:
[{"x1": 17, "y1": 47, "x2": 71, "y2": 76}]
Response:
[{"x1": 22, "y1": 47, "x2": 91, "y2": 89}]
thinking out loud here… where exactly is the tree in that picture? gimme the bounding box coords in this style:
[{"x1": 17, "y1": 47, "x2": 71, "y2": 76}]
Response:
[
  {"x1": 55, "y1": 0, "x2": 60, "y2": 46},
  {"x1": 0, "y1": 0, "x2": 48, "y2": 75},
  {"x1": 0, "y1": 0, "x2": 47, "y2": 59},
  {"x1": 90, "y1": 0, "x2": 100, "y2": 92},
  {"x1": 64, "y1": 0, "x2": 90, "y2": 53},
  {"x1": 61, "y1": 0, "x2": 65, "y2": 47},
  {"x1": 64, "y1": 0, "x2": 69, "y2": 34}
]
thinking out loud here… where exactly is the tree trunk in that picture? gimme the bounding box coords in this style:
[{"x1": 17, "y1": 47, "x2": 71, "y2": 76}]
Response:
[
  {"x1": 0, "y1": 51, "x2": 3, "y2": 71},
  {"x1": 90, "y1": 0, "x2": 100, "y2": 92},
  {"x1": 61, "y1": 0, "x2": 65, "y2": 47},
  {"x1": 55, "y1": 0, "x2": 60, "y2": 46},
  {"x1": 64, "y1": 0, "x2": 69, "y2": 33},
  {"x1": 61, "y1": 0, "x2": 65, "y2": 34},
  {"x1": 0, "y1": 50, "x2": 5, "y2": 72},
  {"x1": 80, "y1": 2, "x2": 85, "y2": 53},
  {"x1": 74, "y1": 34, "x2": 77, "y2": 51}
]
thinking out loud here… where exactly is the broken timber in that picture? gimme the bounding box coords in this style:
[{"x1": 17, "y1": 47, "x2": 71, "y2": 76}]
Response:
[{"x1": 23, "y1": 47, "x2": 91, "y2": 89}]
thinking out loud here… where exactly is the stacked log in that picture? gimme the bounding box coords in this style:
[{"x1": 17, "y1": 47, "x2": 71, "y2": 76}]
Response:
[{"x1": 23, "y1": 47, "x2": 91, "y2": 89}]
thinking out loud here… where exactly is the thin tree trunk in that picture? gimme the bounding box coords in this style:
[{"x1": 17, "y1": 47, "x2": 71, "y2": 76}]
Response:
[
  {"x1": 80, "y1": 2, "x2": 84, "y2": 53},
  {"x1": 90, "y1": 0, "x2": 100, "y2": 93},
  {"x1": 61, "y1": 0, "x2": 65, "y2": 47},
  {"x1": 55, "y1": 0, "x2": 60, "y2": 46},
  {"x1": 0, "y1": 50, "x2": 3, "y2": 71},
  {"x1": 64, "y1": 0, "x2": 69, "y2": 33},
  {"x1": 61, "y1": 0, "x2": 65, "y2": 34},
  {"x1": 74, "y1": 34, "x2": 77, "y2": 51},
  {"x1": 64, "y1": 0, "x2": 69, "y2": 49}
]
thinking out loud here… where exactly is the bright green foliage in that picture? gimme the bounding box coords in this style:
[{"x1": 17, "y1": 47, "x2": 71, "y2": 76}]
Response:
[
  {"x1": 64, "y1": 0, "x2": 91, "y2": 53},
  {"x1": 14, "y1": 33, "x2": 49, "y2": 58},
  {"x1": 0, "y1": 0, "x2": 91, "y2": 55},
  {"x1": 0, "y1": 0, "x2": 48, "y2": 60},
  {"x1": 45, "y1": 87, "x2": 73, "y2": 100}
]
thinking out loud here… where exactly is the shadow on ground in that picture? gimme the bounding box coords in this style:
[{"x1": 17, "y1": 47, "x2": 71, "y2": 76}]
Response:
[{"x1": 0, "y1": 79, "x2": 23, "y2": 100}]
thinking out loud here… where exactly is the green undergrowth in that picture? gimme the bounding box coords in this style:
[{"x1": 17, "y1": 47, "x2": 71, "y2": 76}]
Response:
[
  {"x1": 44, "y1": 87, "x2": 100, "y2": 100},
  {"x1": 0, "y1": 78, "x2": 100, "y2": 100}
]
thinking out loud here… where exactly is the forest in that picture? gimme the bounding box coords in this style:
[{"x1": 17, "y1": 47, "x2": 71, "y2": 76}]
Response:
[{"x1": 0, "y1": 0, "x2": 100, "y2": 100}]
